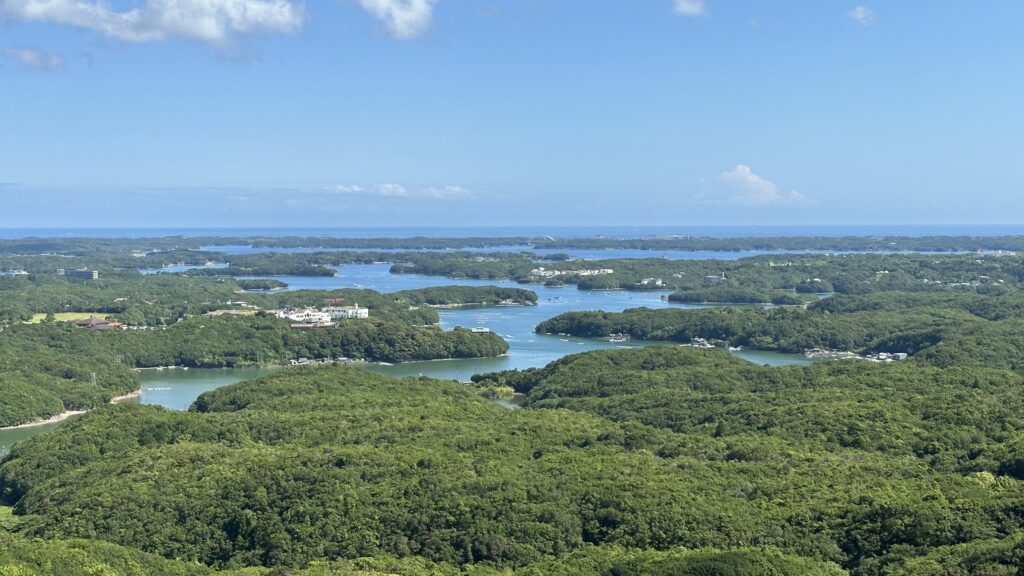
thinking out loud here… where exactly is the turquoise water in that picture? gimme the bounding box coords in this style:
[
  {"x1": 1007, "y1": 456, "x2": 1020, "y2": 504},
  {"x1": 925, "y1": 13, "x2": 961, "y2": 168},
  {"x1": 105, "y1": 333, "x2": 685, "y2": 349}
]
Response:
[
  {"x1": 0, "y1": 419, "x2": 76, "y2": 458},
  {"x1": 1, "y1": 264, "x2": 806, "y2": 455},
  {"x1": 135, "y1": 367, "x2": 283, "y2": 410}
]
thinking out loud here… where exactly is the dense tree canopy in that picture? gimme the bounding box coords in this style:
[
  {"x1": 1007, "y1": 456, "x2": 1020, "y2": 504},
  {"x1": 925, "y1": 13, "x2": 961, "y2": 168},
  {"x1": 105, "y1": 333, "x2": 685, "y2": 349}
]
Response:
[
  {"x1": 0, "y1": 325, "x2": 138, "y2": 427},
  {"x1": 6, "y1": 237, "x2": 1024, "y2": 575},
  {"x1": 3, "y1": 349, "x2": 1024, "y2": 574}
]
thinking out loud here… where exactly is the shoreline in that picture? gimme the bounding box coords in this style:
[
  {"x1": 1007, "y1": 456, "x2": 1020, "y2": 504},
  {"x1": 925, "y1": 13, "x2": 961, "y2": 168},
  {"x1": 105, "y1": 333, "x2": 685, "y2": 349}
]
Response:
[
  {"x1": 110, "y1": 390, "x2": 143, "y2": 404},
  {"x1": 1, "y1": 389, "x2": 143, "y2": 431},
  {"x1": 134, "y1": 352, "x2": 511, "y2": 372},
  {"x1": 0, "y1": 410, "x2": 89, "y2": 431},
  {"x1": 367, "y1": 352, "x2": 512, "y2": 366},
  {"x1": 5, "y1": 351, "x2": 514, "y2": 431},
  {"x1": 427, "y1": 302, "x2": 534, "y2": 309}
]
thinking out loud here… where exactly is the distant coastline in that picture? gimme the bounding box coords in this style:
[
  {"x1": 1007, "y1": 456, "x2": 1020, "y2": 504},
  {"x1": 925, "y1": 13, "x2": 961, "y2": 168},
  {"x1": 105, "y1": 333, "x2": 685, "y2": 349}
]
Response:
[{"x1": 2, "y1": 223, "x2": 1024, "y2": 241}]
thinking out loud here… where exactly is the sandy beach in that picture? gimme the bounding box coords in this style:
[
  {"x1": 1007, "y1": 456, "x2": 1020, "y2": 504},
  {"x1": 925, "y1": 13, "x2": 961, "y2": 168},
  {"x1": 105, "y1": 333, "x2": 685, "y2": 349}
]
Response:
[
  {"x1": 0, "y1": 410, "x2": 89, "y2": 431},
  {"x1": 110, "y1": 390, "x2": 143, "y2": 404},
  {"x1": 1, "y1": 389, "x2": 143, "y2": 430}
]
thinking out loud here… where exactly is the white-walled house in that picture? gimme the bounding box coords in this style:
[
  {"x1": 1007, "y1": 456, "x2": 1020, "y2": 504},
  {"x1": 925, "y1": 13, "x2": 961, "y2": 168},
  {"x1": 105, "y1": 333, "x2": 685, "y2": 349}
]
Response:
[
  {"x1": 529, "y1": 267, "x2": 614, "y2": 278},
  {"x1": 277, "y1": 308, "x2": 333, "y2": 325},
  {"x1": 323, "y1": 304, "x2": 369, "y2": 319}
]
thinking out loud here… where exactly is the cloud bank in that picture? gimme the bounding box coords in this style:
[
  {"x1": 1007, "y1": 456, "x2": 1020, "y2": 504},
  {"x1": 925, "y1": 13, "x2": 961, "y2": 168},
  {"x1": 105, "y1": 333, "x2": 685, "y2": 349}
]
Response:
[
  {"x1": 0, "y1": 1, "x2": 718, "y2": 45},
  {"x1": 332, "y1": 183, "x2": 476, "y2": 200},
  {"x1": 333, "y1": 185, "x2": 365, "y2": 193},
  {"x1": 0, "y1": 0, "x2": 305, "y2": 44},
  {"x1": 421, "y1": 185, "x2": 473, "y2": 199},
  {"x1": 375, "y1": 183, "x2": 409, "y2": 196}
]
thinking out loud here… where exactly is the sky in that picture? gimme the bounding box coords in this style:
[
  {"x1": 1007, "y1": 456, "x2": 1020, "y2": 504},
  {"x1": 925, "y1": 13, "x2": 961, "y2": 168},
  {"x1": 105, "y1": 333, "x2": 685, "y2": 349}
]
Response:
[{"x1": 1, "y1": 0, "x2": 1022, "y2": 228}]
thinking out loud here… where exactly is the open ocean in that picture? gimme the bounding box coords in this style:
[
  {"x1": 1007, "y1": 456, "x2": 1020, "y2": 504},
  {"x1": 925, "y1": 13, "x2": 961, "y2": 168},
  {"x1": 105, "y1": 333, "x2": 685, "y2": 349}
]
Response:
[{"x1": 1, "y1": 225, "x2": 1023, "y2": 240}]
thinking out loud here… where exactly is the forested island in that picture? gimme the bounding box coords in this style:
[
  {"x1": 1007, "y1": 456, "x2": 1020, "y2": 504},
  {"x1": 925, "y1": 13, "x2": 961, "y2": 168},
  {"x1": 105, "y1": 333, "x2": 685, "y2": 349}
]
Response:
[
  {"x1": 538, "y1": 290, "x2": 1024, "y2": 371},
  {"x1": 0, "y1": 279, "x2": 528, "y2": 428},
  {"x1": 390, "y1": 251, "x2": 1021, "y2": 294}
]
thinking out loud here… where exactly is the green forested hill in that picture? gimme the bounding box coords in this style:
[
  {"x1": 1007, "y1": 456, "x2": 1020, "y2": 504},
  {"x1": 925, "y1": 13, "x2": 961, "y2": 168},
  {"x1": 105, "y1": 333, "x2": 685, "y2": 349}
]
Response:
[
  {"x1": 0, "y1": 532, "x2": 846, "y2": 576},
  {"x1": 3, "y1": 350, "x2": 1024, "y2": 575},
  {"x1": 0, "y1": 314, "x2": 508, "y2": 427},
  {"x1": 0, "y1": 327, "x2": 139, "y2": 428}
]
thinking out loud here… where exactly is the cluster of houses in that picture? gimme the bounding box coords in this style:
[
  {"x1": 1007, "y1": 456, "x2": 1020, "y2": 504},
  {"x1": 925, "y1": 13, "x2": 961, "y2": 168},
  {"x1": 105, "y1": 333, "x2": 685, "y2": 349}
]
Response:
[
  {"x1": 921, "y1": 276, "x2": 1005, "y2": 288},
  {"x1": 804, "y1": 348, "x2": 908, "y2": 362},
  {"x1": 864, "y1": 352, "x2": 909, "y2": 362},
  {"x1": 681, "y1": 337, "x2": 715, "y2": 349},
  {"x1": 528, "y1": 267, "x2": 614, "y2": 279}
]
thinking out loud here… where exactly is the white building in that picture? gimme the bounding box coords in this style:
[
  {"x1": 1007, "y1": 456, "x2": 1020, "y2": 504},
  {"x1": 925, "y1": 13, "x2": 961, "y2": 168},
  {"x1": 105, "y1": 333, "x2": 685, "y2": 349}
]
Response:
[
  {"x1": 323, "y1": 304, "x2": 369, "y2": 319},
  {"x1": 529, "y1": 267, "x2": 614, "y2": 278},
  {"x1": 277, "y1": 308, "x2": 333, "y2": 325}
]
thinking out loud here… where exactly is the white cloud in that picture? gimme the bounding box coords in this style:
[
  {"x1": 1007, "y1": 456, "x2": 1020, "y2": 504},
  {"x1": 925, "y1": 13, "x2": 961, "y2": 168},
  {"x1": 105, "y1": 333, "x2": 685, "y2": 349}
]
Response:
[
  {"x1": 333, "y1": 185, "x2": 364, "y2": 193},
  {"x1": 0, "y1": 0, "x2": 305, "y2": 44},
  {"x1": 718, "y1": 165, "x2": 807, "y2": 206},
  {"x1": 375, "y1": 183, "x2": 409, "y2": 196},
  {"x1": 673, "y1": 0, "x2": 706, "y2": 17},
  {"x1": 330, "y1": 183, "x2": 476, "y2": 200},
  {"x1": 421, "y1": 185, "x2": 473, "y2": 199},
  {"x1": 847, "y1": 6, "x2": 873, "y2": 26},
  {"x1": 6, "y1": 47, "x2": 62, "y2": 70},
  {"x1": 359, "y1": 0, "x2": 435, "y2": 39}
]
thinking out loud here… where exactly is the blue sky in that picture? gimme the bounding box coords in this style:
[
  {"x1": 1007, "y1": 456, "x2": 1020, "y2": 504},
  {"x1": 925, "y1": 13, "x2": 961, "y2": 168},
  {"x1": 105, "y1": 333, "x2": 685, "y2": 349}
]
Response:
[{"x1": 1, "y1": 1, "x2": 1022, "y2": 228}]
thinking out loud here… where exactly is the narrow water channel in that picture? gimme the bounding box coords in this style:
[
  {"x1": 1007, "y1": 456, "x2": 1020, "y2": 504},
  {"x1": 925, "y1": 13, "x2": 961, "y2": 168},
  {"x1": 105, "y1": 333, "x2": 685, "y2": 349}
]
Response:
[{"x1": 1, "y1": 264, "x2": 810, "y2": 456}]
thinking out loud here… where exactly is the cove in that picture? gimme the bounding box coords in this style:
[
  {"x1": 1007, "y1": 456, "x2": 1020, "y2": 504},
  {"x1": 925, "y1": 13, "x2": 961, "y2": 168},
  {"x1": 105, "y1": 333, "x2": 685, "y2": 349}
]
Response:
[{"x1": 2, "y1": 264, "x2": 808, "y2": 455}]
